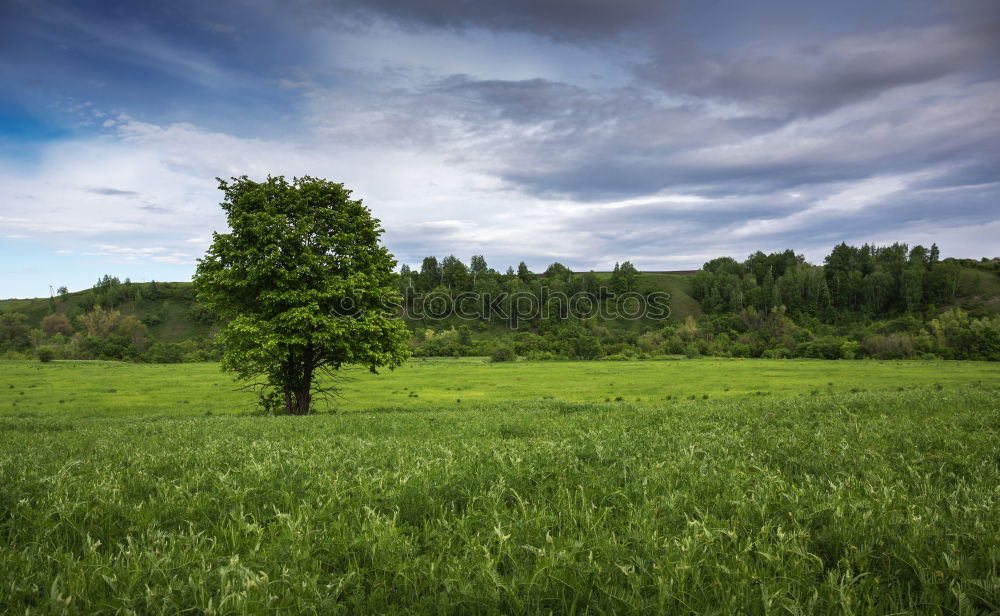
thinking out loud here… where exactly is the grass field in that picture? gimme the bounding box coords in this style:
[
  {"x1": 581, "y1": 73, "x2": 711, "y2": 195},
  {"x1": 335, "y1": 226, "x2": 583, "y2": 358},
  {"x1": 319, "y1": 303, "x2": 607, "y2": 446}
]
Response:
[
  {"x1": 2, "y1": 357, "x2": 999, "y2": 416},
  {"x1": 1, "y1": 359, "x2": 999, "y2": 614}
]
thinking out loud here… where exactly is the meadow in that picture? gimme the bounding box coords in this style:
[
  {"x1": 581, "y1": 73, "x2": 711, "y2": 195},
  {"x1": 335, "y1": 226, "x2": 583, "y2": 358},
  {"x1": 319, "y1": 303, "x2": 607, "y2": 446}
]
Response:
[
  {"x1": 2, "y1": 357, "x2": 999, "y2": 415},
  {"x1": 1, "y1": 358, "x2": 999, "y2": 614}
]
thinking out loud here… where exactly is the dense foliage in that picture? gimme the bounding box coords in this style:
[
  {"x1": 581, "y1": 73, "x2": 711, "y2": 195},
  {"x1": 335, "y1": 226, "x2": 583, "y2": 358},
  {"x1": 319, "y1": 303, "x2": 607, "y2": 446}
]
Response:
[
  {"x1": 193, "y1": 175, "x2": 410, "y2": 414},
  {"x1": 399, "y1": 245, "x2": 999, "y2": 361}
]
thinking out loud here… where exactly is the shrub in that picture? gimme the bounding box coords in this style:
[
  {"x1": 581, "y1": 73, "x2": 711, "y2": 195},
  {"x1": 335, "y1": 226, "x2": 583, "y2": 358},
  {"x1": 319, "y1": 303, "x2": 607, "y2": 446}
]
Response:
[
  {"x1": 840, "y1": 340, "x2": 863, "y2": 360},
  {"x1": 795, "y1": 337, "x2": 846, "y2": 359},
  {"x1": 41, "y1": 314, "x2": 73, "y2": 337},
  {"x1": 761, "y1": 347, "x2": 792, "y2": 359},
  {"x1": 79, "y1": 335, "x2": 135, "y2": 360},
  {"x1": 37, "y1": 347, "x2": 55, "y2": 362},
  {"x1": 864, "y1": 334, "x2": 914, "y2": 360},
  {"x1": 146, "y1": 342, "x2": 185, "y2": 363},
  {"x1": 491, "y1": 346, "x2": 515, "y2": 363},
  {"x1": 182, "y1": 350, "x2": 213, "y2": 362}
]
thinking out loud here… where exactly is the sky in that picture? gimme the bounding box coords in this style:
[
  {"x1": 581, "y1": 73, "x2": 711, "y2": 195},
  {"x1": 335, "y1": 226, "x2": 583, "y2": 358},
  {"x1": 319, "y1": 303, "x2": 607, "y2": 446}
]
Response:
[{"x1": 1, "y1": 0, "x2": 998, "y2": 298}]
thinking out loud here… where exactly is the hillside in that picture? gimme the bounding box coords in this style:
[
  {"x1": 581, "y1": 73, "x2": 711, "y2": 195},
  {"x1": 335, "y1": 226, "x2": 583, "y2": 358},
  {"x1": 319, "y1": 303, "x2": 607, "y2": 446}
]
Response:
[
  {"x1": 0, "y1": 272, "x2": 705, "y2": 337},
  {"x1": 0, "y1": 281, "x2": 214, "y2": 343},
  {"x1": 2, "y1": 265, "x2": 998, "y2": 337},
  {"x1": 1, "y1": 261, "x2": 997, "y2": 362}
]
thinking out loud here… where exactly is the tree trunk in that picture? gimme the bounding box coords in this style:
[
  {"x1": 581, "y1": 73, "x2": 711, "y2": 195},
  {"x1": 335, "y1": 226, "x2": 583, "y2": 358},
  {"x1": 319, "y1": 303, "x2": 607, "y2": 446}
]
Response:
[
  {"x1": 280, "y1": 348, "x2": 315, "y2": 415},
  {"x1": 287, "y1": 386, "x2": 312, "y2": 415}
]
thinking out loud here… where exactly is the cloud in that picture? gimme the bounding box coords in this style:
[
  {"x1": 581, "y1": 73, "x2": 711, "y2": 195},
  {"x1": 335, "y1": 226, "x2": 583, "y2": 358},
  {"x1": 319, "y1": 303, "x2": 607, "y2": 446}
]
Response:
[
  {"x1": 2, "y1": 0, "x2": 999, "y2": 299},
  {"x1": 638, "y1": 23, "x2": 999, "y2": 117},
  {"x1": 297, "y1": 0, "x2": 671, "y2": 42},
  {"x1": 86, "y1": 187, "x2": 139, "y2": 196}
]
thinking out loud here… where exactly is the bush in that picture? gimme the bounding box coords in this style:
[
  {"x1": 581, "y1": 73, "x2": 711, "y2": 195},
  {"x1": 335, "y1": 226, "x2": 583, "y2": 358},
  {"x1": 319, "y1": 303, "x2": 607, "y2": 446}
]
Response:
[
  {"x1": 41, "y1": 314, "x2": 73, "y2": 337},
  {"x1": 864, "y1": 334, "x2": 914, "y2": 360},
  {"x1": 840, "y1": 341, "x2": 863, "y2": 360},
  {"x1": 146, "y1": 342, "x2": 185, "y2": 363},
  {"x1": 761, "y1": 347, "x2": 791, "y2": 359},
  {"x1": 491, "y1": 346, "x2": 515, "y2": 363},
  {"x1": 79, "y1": 335, "x2": 135, "y2": 361},
  {"x1": 795, "y1": 337, "x2": 846, "y2": 359},
  {"x1": 37, "y1": 347, "x2": 55, "y2": 362},
  {"x1": 141, "y1": 312, "x2": 163, "y2": 327},
  {"x1": 182, "y1": 350, "x2": 213, "y2": 362}
]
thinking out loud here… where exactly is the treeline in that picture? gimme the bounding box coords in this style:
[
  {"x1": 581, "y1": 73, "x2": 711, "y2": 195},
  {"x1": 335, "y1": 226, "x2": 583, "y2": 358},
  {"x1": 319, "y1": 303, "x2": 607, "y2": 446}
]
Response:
[
  {"x1": 397, "y1": 256, "x2": 648, "y2": 298},
  {"x1": 401, "y1": 245, "x2": 1000, "y2": 361},
  {"x1": 2, "y1": 245, "x2": 998, "y2": 363},
  {"x1": 692, "y1": 243, "x2": 964, "y2": 319}
]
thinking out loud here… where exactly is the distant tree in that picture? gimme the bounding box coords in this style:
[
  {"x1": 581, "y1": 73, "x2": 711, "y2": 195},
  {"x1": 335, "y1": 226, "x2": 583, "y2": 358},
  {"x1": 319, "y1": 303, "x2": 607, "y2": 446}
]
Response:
[
  {"x1": 469, "y1": 255, "x2": 488, "y2": 283},
  {"x1": 927, "y1": 261, "x2": 961, "y2": 302},
  {"x1": 397, "y1": 264, "x2": 416, "y2": 304},
  {"x1": 610, "y1": 261, "x2": 639, "y2": 294},
  {"x1": 118, "y1": 315, "x2": 148, "y2": 351},
  {"x1": 77, "y1": 306, "x2": 121, "y2": 338},
  {"x1": 579, "y1": 271, "x2": 600, "y2": 297},
  {"x1": 929, "y1": 243, "x2": 940, "y2": 267},
  {"x1": 517, "y1": 261, "x2": 534, "y2": 284},
  {"x1": 418, "y1": 256, "x2": 441, "y2": 292},
  {"x1": 193, "y1": 175, "x2": 410, "y2": 415},
  {"x1": 398, "y1": 264, "x2": 413, "y2": 287},
  {"x1": 543, "y1": 262, "x2": 573, "y2": 283},
  {"x1": 900, "y1": 266, "x2": 924, "y2": 312},
  {"x1": 440, "y1": 255, "x2": 471, "y2": 291},
  {"x1": 678, "y1": 316, "x2": 699, "y2": 342},
  {"x1": 0, "y1": 313, "x2": 31, "y2": 351},
  {"x1": 909, "y1": 245, "x2": 929, "y2": 268},
  {"x1": 56, "y1": 286, "x2": 68, "y2": 297},
  {"x1": 41, "y1": 313, "x2": 74, "y2": 337},
  {"x1": 457, "y1": 324, "x2": 473, "y2": 346},
  {"x1": 862, "y1": 269, "x2": 894, "y2": 313}
]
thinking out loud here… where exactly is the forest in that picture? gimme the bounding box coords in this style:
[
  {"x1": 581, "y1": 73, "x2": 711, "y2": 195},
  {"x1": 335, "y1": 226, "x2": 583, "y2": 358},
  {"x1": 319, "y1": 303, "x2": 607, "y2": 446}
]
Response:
[{"x1": 1, "y1": 242, "x2": 998, "y2": 363}]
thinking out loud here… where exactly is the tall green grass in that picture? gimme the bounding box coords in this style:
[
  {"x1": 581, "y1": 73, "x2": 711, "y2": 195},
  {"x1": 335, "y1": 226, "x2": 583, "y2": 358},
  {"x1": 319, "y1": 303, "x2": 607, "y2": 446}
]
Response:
[{"x1": 1, "y1": 376, "x2": 998, "y2": 613}]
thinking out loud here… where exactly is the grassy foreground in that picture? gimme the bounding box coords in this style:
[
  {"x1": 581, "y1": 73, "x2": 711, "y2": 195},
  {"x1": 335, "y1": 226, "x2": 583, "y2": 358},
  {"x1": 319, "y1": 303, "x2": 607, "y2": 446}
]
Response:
[{"x1": 1, "y1": 360, "x2": 999, "y2": 614}]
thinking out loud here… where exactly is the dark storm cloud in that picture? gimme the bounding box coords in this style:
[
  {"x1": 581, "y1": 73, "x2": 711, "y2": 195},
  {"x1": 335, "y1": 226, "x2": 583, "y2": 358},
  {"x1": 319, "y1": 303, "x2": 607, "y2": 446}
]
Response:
[
  {"x1": 406, "y1": 69, "x2": 999, "y2": 201},
  {"x1": 399, "y1": 77, "x2": 789, "y2": 198},
  {"x1": 638, "y1": 22, "x2": 1000, "y2": 117},
  {"x1": 307, "y1": 0, "x2": 1000, "y2": 122},
  {"x1": 306, "y1": 55, "x2": 998, "y2": 216}
]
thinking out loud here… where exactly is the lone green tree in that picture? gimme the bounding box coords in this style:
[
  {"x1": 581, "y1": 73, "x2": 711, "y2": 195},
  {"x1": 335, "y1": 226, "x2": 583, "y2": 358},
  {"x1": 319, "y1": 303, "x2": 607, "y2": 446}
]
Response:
[{"x1": 194, "y1": 175, "x2": 411, "y2": 415}]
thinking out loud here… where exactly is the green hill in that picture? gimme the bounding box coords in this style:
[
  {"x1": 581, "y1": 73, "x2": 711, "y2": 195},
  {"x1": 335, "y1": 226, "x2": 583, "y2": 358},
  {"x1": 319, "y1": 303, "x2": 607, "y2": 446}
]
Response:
[
  {"x1": 4, "y1": 265, "x2": 998, "y2": 342},
  {"x1": 0, "y1": 280, "x2": 215, "y2": 343},
  {"x1": 1, "y1": 263, "x2": 997, "y2": 362}
]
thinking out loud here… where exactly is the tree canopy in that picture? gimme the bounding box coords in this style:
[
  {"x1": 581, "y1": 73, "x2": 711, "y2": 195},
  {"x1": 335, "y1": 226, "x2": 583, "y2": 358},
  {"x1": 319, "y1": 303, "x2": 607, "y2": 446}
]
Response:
[{"x1": 193, "y1": 175, "x2": 410, "y2": 414}]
